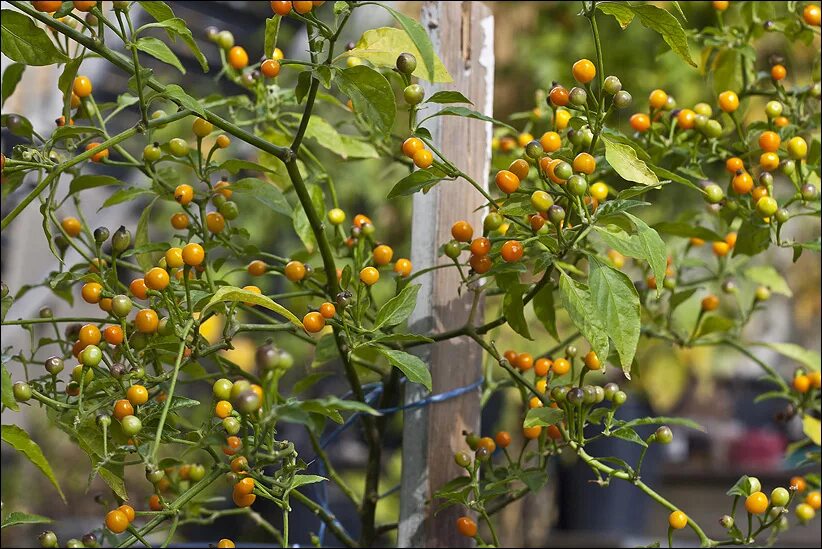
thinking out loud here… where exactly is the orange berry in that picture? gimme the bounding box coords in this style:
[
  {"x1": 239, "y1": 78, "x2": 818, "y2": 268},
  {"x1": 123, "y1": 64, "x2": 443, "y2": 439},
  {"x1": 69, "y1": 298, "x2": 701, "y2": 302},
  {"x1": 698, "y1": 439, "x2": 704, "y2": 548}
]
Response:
[
  {"x1": 85, "y1": 142, "x2": 109, "y2": 162},
  {"x1": 523, "y1": 425, "x2": 542, "y2": 439},
  {"x1": 113, "y1": 399, "x2": 134, "y2": 421},
  {"x1": 469, "y1": 254, "x2": 492, "y2": 274},
  {"x1": 451, "y1": 220, "x2": 474, "y2": 242},
  {"x1": 105, "y1": 510, "x2": 129, "y2": 533},
  {"x1": 514, "y1": 352, "x2": 533, "y2": 371},
  {"x1": 261, "y1": 58, "x2": 281, "y2": 78},
  {"x1": 718, "y1": 90, "x2": 739, "y2": 113},
  {"x1": 319, "y1": 302, "x2": 336, "y2": 319},
  {"x1": 182, "y1": 243, "x2": 205, "y2": 266},
  {"x1": 103, "y1": 325, "x2": 124, "y2": 346},
  {"x1": 393, "y1": 258, "x2": 412, "y2": 277},
  {"x1": 171, "y1": 212, "x2": 190, "y2": 230},
  {"x1": 270, "y1": 1, "x2": 292, "y2": 15},
  {"x1": 470, "y1": 237, "x2": 491, "y2": 256},
  {"x1": 248, "y1": 260, "x2": 267, "y2": 276},
  {"x1": 228, "y1": 46, "x2": 249, "y2": 70},
  {"x1": 284, "y1": 261, "x2": 306, "y2": 282},
  {"x1": 552, "y1": 358, "x2": 570, "y2": 375},
  {"x1": 758, "y1": 131, "x2": 781, "y2": 152},
  {"x1": 770, "y1": 64, "x2": 786, "y2": 81},
  {"x1": 549, "y1": 85, "x2": 569, "y2": 107},
  {"x1": 149, "y1": 494, "x2": 164, "y2": 511},
  {"x1": 495, "y1": 170, "x2": 520, "y2": 194},
  {"x1": 413, "y1": 149, "x2": 433, "y2": 169},
  {"x1": 135, "y1": 308, "x2": 159, "y2": 333},
  {"x1": 629, "y1": 113, "x2": 651, "y2": 132},
  {"x1": 130, "y1": 278, "x2": 149, "y2": 299},
  {"x1": 573, "y1": 152, "x2": 596, "y2": 174},
  {"x1": 82, "y1": 282, "x2": 103, "y2": 304},
  {"x1": 360, "y1": 267, "x2": 379, "y2": 286},
  {"x1": 572, "y1": 58, "x2": 596, "y2": 84},
  {"x1": 534, "y1": 358, "x2": 552, "y2": 377},
  {"x1": 509, "y1": 159, "x2": 530, "y2": 181},
  {"x1": 373, "y1": 244, "x2": 394, "y2": 266},
  {"x1": 303, "y1": 311, "x2": 326, "y2": 333},
  {"x1": 649, "y1": 89, "x2": 668, "y2": 110},
  {"x1": 540, "y1": 131, "x2": 561, "y2": 152},
  {"x1": 732, "y1": 171, "x2": 753, "y2": 194},
  {"x1": 402, "y1": 137, "x2": 425, "y2": 158},
  {"x1": 127, "y1": 384, "x2": 149, "y2": 406},
  {"x1": 501, "y1": 240, "x2": 523, "y2": 262}
]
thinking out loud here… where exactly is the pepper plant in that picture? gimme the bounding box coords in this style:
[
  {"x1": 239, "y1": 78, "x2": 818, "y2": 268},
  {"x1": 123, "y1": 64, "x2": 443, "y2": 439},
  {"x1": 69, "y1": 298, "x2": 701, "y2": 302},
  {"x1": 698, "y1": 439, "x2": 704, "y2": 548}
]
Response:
[{"x1": 0, "y1": 1, "x2": 820, "y2": 548}]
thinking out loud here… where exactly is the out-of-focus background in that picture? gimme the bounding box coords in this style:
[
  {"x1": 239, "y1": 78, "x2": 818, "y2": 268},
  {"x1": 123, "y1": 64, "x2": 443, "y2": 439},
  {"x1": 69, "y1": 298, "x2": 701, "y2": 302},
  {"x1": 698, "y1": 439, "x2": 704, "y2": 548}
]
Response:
[{"x1": 2, "y1": 1, "x2": 820, "y2": 547}]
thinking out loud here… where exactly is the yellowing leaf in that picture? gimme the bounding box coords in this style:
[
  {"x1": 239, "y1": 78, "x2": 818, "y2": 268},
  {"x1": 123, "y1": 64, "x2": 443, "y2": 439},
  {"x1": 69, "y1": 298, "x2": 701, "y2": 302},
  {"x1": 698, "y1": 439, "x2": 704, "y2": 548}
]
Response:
[
  {"x1": 337, "y1": 27, "x2": 452, "y2": 83},
  {"x1": 198, "y1": 313, "x2": 224, "y2": 344},
  {"x1": 803, "y1": 415, "x2": 821, "y2": 446}
]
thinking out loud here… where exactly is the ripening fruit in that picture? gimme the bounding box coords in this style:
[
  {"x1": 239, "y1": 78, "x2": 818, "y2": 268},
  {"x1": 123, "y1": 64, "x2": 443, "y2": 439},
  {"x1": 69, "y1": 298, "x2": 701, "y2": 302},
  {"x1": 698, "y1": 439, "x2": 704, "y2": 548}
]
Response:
[
  {"x1": 732, "y1": 171, "x2": 753, "y2": 194},
  {"x1": 261, "y1": 59, "x2": 281, "y2": 78},
  {"x1": 669, "y1": 510, "x2": 688, "y2": 530},
  {"x1": 514, "y1": 352, "x2": 533, "y2": 371},
  {"x1": 584, "y1": 350, "x2": 601, "y2": 370},
  {"x1": 572, "y1": 58, "x2": 596, "y2": 83},
  {"x1": 284, "y1": 261, "x2": 306, "y2": 282},
  {"x1": 73, "y1": 75, "x2": 92, "y2": 98},
  {"x1": 303, "y1": 311, "x2": 325, "y2": 333},
  {"x1": 413, "y1": 149, "x2": 433, "y2": 169},
  {"x1": 360, "y1": 267, "x2": 379, "y2": 286},
  {"x1": 552, "y1": 357, "x2": 570, "y2": 375},
  {"x1": 402, "y1": 137, "x2": 425, "y2": 158},
  {"x1": 806, "y1": 491, "x2": 821, "y2": 510},
  {"x1": 745, "y1": 491, "x2": 769, "y2": 515},
  {"x1": 701, "y1": 294, "x2": 719, "y2": 311},
  {"x1": 758, "y1": 131, "x2": 780, "y2": 152},
  {"x1": 649, "y1": 89, "x2": 668, "y2": 110},
  {"x1": 228, "y1": 46, "x2": 249, "y2": 70},
  {"x1": 523, "y1": 425, "x2": 542, "y2": 439},
  {"x1": 135, "y1": 308, "x2": 159, "y2": 333},
  {"x1": 469, "y1": 254, "x2": 492, "y2": 274},
  {"x1": 327, "y1": 208, "x2": 346, "y2": 225},
  {"x1": 549, "y1": 85, "x2": 570, "y2": 106},
  {"x1": 531, "y1": 190, "x2": 554, "y2": 212},
  {"x1": 217, "y1": 540, "x2": 236, "y2": 549},
  {"x1": 501, "y1": 240, "x2": 523, "y2": 262},
  {"x1": 85, "y1": 142, "x2": 109, "y2": 162},
  {"x1": 629, "y1": 113, "x2": 650, "y2": 132},
  {"x1": 555, "y1": 109, "x2": 571, "y2": 129},
  {"x1": 145, "y1": 267, "x2": 170, "y2": 291},
  {"x1": 81, "y1": 282, "x2": 103, "y2": 304},
  {"x1": 573, "y1": 152, "x2": 596, "y2": 175},
  {"x1": 770, "y1": 64, "x2": 786, "y2": 81},
  {"x1": 759, "y1": 152, "x2": 780, "y2": 172},
  {"x1": 540, "y1": 131, "x2": 561, "y2": 152},
  {"x1": 725, "y1": 157, "x2": 744, "y2": 173},
  {"x1": 206, "y1": 212, "x2": 226, "y2": 233},
  {"x1": 786, "y1": 136, "x2": 808, "y2": 160},
  {"x1": 171, "y1": 212, "x2": 190, "y2": 231},
  {"x1": 127, "y1": 384, "x2": 149, "y2": 406},
  {"x1": 456, "y1": 516, "x2": 478, "y2": 538},
  {"x1": 451, "y1": 221, "x2": 473, "y2": 243},
  {"x1": 105, "y1": 510, "x2": 129, "y2": 534},
  {"x1": 271, "y1": 1, "x2": 293, "y2": 15},
  {"x1": 804, "y1": 4, "x2": 821, "y2": 26},
  {"x1": 394, "y1": 258, "x2": 412, "y2": 277},
  {"x1": 509, "y1": 158, "x2": 529, "y2": 180},
  {"x1": 182, "y1": 242, "x2": 205, "y2": 266},
  {"x1": 495, "y1": 170, "x2": 520, "y2": 194},
  {"x1": 718, "y1": 90, "x2": 739, "y2": 113},
  {"x1": 174, "y1": 184, "x2": 194, "y2": 205},
  {"x1": 590, "y1": 182, "x2": 608, "y2": 201},
  {"x1": 470, "y1": 237, "x2": 491, "y2": 256}
]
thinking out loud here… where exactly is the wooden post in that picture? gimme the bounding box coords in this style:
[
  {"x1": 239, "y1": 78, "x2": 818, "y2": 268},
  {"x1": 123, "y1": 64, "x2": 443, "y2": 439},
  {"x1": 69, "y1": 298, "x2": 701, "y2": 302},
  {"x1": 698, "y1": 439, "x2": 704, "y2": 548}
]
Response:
[{"x1": 398, "y1": 2, "x2": 494, "y2": 547}]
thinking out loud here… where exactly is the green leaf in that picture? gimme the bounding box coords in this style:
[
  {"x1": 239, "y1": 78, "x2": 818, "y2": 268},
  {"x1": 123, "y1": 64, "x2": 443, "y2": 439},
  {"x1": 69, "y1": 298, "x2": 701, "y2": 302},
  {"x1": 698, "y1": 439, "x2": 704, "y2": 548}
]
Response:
[
  {"x1": 293, "y1": 372, "x2": 334, "y2": 394},
  {"x1": 101, "y1": 187, "x2": 153, "y2": 209},
  {"x1": 136, "y1": 37, "x2": 186, "y2": 74},
  {"x1": 1, "y1": 362, "x2": 19, "y2": 412},
  {"x1": 533, "y1": 285, "x2": 558, "y2": 340},
  {"x1": 68, "y1": 175, "x2": 122, "y2": 196},
  {"x1": 134, "y1": 197, "x2": 157, "y2": 271},
  {"x1": 425, "y1": 91, "x2": 472, "y2": 105},
  {"x1": 610, "y1": 426, "x2": 648, "y2": 447},
  {"x1": 712, "y1": 48, "x2": 742, "y2": 95},
  {"x1": 558, "y1": 272, "x2": 609, "y2": 367},
  {"x1": 336, "y1": 65, "x2": 396, "y2": 136},
  {"x1": 287, "y1": 474, "x2": 327, "y2": 494},
  {"x1": 696, "y1": 315, "x2": 735, "y2": 338},
  {"x1": 425, "y1": 106, "x2": 516, "y2": 132},
  {"x1": 292, "y1": 184, "x2": 324, "y2": 253},
  {"x1": 595, "y1": 212, "x2": 667, "y2": 296},
  {"x1": 295, "y1": 71, "x2": 312, "y2": 103},
  {"x1": 523, "y1": 407, "x2": 564, "y2": 428},
  {"x1": 138, "y1": 18, "x2": 208, "y2": 72},
  {"x1": 387, "y1": 168, "x2": 445, "y2": 198},
  {"x1": 264, "y1": 16, "x2": 281, "y2": 59},
  {"x1": 504, "y1": 284, "x2": 532, "y2": 340},
  {"x1": 733, "y1": 220, "x2": 770, "y2": 257},
  {"x1": 163, "y1": 84, "x2": 205, "y2": 117},
  {"x1": 670, "y1": 288, "x2": 697, "y2": 312},
  {"x1": 1, "y1": 511, "x2": 52, "y2": 529},
  {"x1": 1, "y1": 10, "x2": 67, "y2": 65},
  {"x1": 374, "y1": 348, "x2": 432, "y2": 390},
  {"x1": 312, "y1": 334, "x2": 340, "y2": 367},
  {"x1": 138, "y1": 1, "x2": 174, "y2": 22},
  {"x1": 653, "y1": 222, "x2": 724, "y2": 242},
  {"x1": 1, "y1": 63, "x2": 25, "y2": 107},
  {"x1": 304, "y1": 116, "x2": 379, "y2": 159},
  {"x1": 202, "y1": 286, "x2": 301, "y2": 326},
  {"x1": 231, "y1": 177, "x2": 292, "y2": 218},
  {"x1": 752, "y1": 342, "x2": 820, "y2": 371},
  {"x1": 621, "y1": 416, "x2": 705, "y2": 432},
  {"x1": 374, "y1": 284, "x2": 420, "y2": 329},
  {"x1": 742, "y1": 265, "x2": 791, "y2": 296},
  {"x1": 602, "y1": 135, "x2": 660, "y2": 186},
  {"x1": 588, "y1": 257, "x2": 640, "y2": 374},
  {"x1": 597, "y1": 2, "x2": 635, "y2": 28},
  {"x1": 630, "y1": 4, "x2": 697, "y2": 67},
  {"x1": 51, "y1": 125, "x2": 105, "y2": 142},
  {"x1": 1, "y1": 425, "x2": 64, "y2": 501},
  {"x1": 219, "y1": 159, "x2": 277, "y2": 174}
]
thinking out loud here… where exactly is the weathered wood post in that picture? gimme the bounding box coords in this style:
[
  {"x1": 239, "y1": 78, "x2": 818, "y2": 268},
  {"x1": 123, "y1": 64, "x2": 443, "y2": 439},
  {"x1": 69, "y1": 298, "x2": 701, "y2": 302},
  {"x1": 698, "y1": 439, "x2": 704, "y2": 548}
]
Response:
[{"x1": 398, "y1": 2, "x2": 494, "y2": 547}]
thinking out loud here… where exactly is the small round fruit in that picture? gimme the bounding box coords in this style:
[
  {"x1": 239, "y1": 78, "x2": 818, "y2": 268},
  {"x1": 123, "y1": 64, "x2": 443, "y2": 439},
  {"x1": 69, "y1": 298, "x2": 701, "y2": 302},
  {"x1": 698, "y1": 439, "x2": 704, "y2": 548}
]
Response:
[
  {"x1": 771, "y1": 487, "x2": 790, "y2": 507},
  {"x1": 787, "y1": 136, "x2": 808, "y2": 160},
  {"x1": 501, "y1": 240, "x2": 523, "y2": 262},
  {"x1": 756, "y1": 196, "x2": 778, "y2": 218},
  {"x1": 804, "y1": 4, "x2": 821, "y2": 26},
  {"x1": 745, "y1": 491, "x2": 769, "y2": 515},
  {"x1": 360, "y1": 267, "x2": 379, "y2": 286},
  {"x1": 169, "y1": 138, "x2": 189, "y2": 157},
  {"x1": 394, "y1": 258, "x2": 412, "y2": 277},
  {"x1": 127, "y1": 384, "x2": 149, "y2": 406},
  {"x1": 135, "y1": 308, "x2": 159, "y2": 333},
  {"x1": 531, "y1": 190, "x2": 554, "y2": 212},
  {"x1": 327, "y1": 208, "x2": 346, "y2": 225},
  {"x1": 120, "y1": 415, "x2": 142, "y2": 436},
  {"x1": 261, "y1": 59, "x2": 281, "y2": 78},
  {"x1": 584, "y1": 351, "x2": 601, "y2": 370},
  {"x1": 303, "y1": 311, "x2": 326, "y2": 333},
  {"x1": 718, "y1": 90, "x2": 739, "y2": 113},
  {"x1": 396, "y1": 52, "x2": 417, "y2": 74},
  {"x1": 572, "y1": 58, "x2": 596, "y2": 83},
  {"x1": 795, "y1": 503, "x2": 816, "y2": 522},
  {"x1": 456, "y1": 516, "x2": 477, "y2": 538},
  {"x1": 401, "y1": 137, "x2": 425, "y2": 158},
  {"x1": 181, "y1": 243, "x2": 205, "y2": 266},
  {"x1": 412, "y1": 149, "x2": 433, "y2": 169},
  {"x1": 451, "y1": 220, "x2": 474, "y2": 242},
  {"x1": 495, "y1": 170, "x2": 520, "y2": 194},
  {"x1": 73, "y1": 75, "x2": 92, "y2": 98},
  {"x1": 669, "y1": 510, "x2": 688, "y2": 530},
  {"x1": 630, "y1": 113, "x2": 650, "y2": 132},
  {"x1": 105, "y1": 510, "x2": 129, "y2": 534},
  {"x1": 655, "y1": 426, "x2": 673, "y2": 444},
  {"x1": 228, "y1": 46, "x2": 249, "y2": 70},
  {"x1": 649, "y1": 89, "x2": 668, "y2": 110},
  {"x1": 403, "y1": 84, "x2": 424, "y2": 105}
]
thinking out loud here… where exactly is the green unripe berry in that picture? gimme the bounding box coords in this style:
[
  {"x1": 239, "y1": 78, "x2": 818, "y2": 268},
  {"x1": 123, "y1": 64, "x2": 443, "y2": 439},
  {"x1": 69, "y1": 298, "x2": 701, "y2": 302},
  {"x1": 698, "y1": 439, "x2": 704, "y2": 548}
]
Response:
[
  {"x1": 444, "y1": 240, "x2": 462, "y2": 259},
  {"x1": 223, "y1": 416, "x2": 241, "y2": 435},
  {"x1": 613, "y1": 90, "x2": 632, "y2": 109},
  {"x1": 13, "y1": 381, "x2": 32, "y2": 402},
  {"x1": 801, "y1": 183, "x2": 818, "y2": 201},
  {"x1": 403, "y1": 84, "x2": 425, "y2": 105},
  {"x1": 548, "y1": 205, "x2": 565, "y2": 225},
  {"x1": 567, "y1": 175, "x2": 587, "y2": 196},
  {"x1": 143, "y1": 143, "x2": 162, "y2": 162},
  {"x1": 754, "y1": 286, "x2": 771, "y2": 302},
  {"x1": 81, "y1": 345, "x2": 103, "y2": 367},
  {"x1": 216, "y1": 30, "x2": 234, "y2": 50},
  {"x1": 454, "y1": 451, "x2": 471, "y2": 468},
  {"x1": 45, "y1": 356, "x2": 64, "y2": 375},
  {"x1": 603, "y1": 382, "x2": 619, "y2": 401},
  {"x1": 213, "y1": 378, "x2": 233, "y2": 401},
  {"x1": 121, "y1": 415, "x2": 142, "y2": 436},
  {"x1": 169, "y1": 138, "x2": 189, "y2": 158},
  {"x1": 704, "y1": 183, "x2": 724, "y2": 204},
  {"x1": 603, "y1": 75, "x2": 622, "y2": 94},
  {"x1": 484, "y1": 212, "x2": 504, "y2": 232},
  {"x1": 654, "y1": 426, "x2": 673, "y2": 444},
  {"x1": 771, "y1": 487, "x2": 790, "y2": 507},
  {"x1": 569, "y1": 86, "x2": 587, "y2": 106},
  {"x1": 111, "y1": 226, "x2": 131, "y2": 254},
  {"x1": 756, "y1": 196, "x2": 778, "y2": 218},
  {"x1": 530, "y1": 190, "x2": 554, "y2": 212},
  {"x1": 554, "y1": 161, "x2": 573, "y2": 181},
  {"x1": 93, "y1": 226, "x2": 110, "y2": 243},
  {"x1": 39, "y1": 531, "x2": 58, "y2": 548},
  {"x1": 525, "y1": 140, "x2": 543, "y2": 159},
  {"x1": 613, "y1": 390, "x2": 627, "y2": 406},
  {"x1": 396, "y1": 52, "x2": 417, "y2": 74}
]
